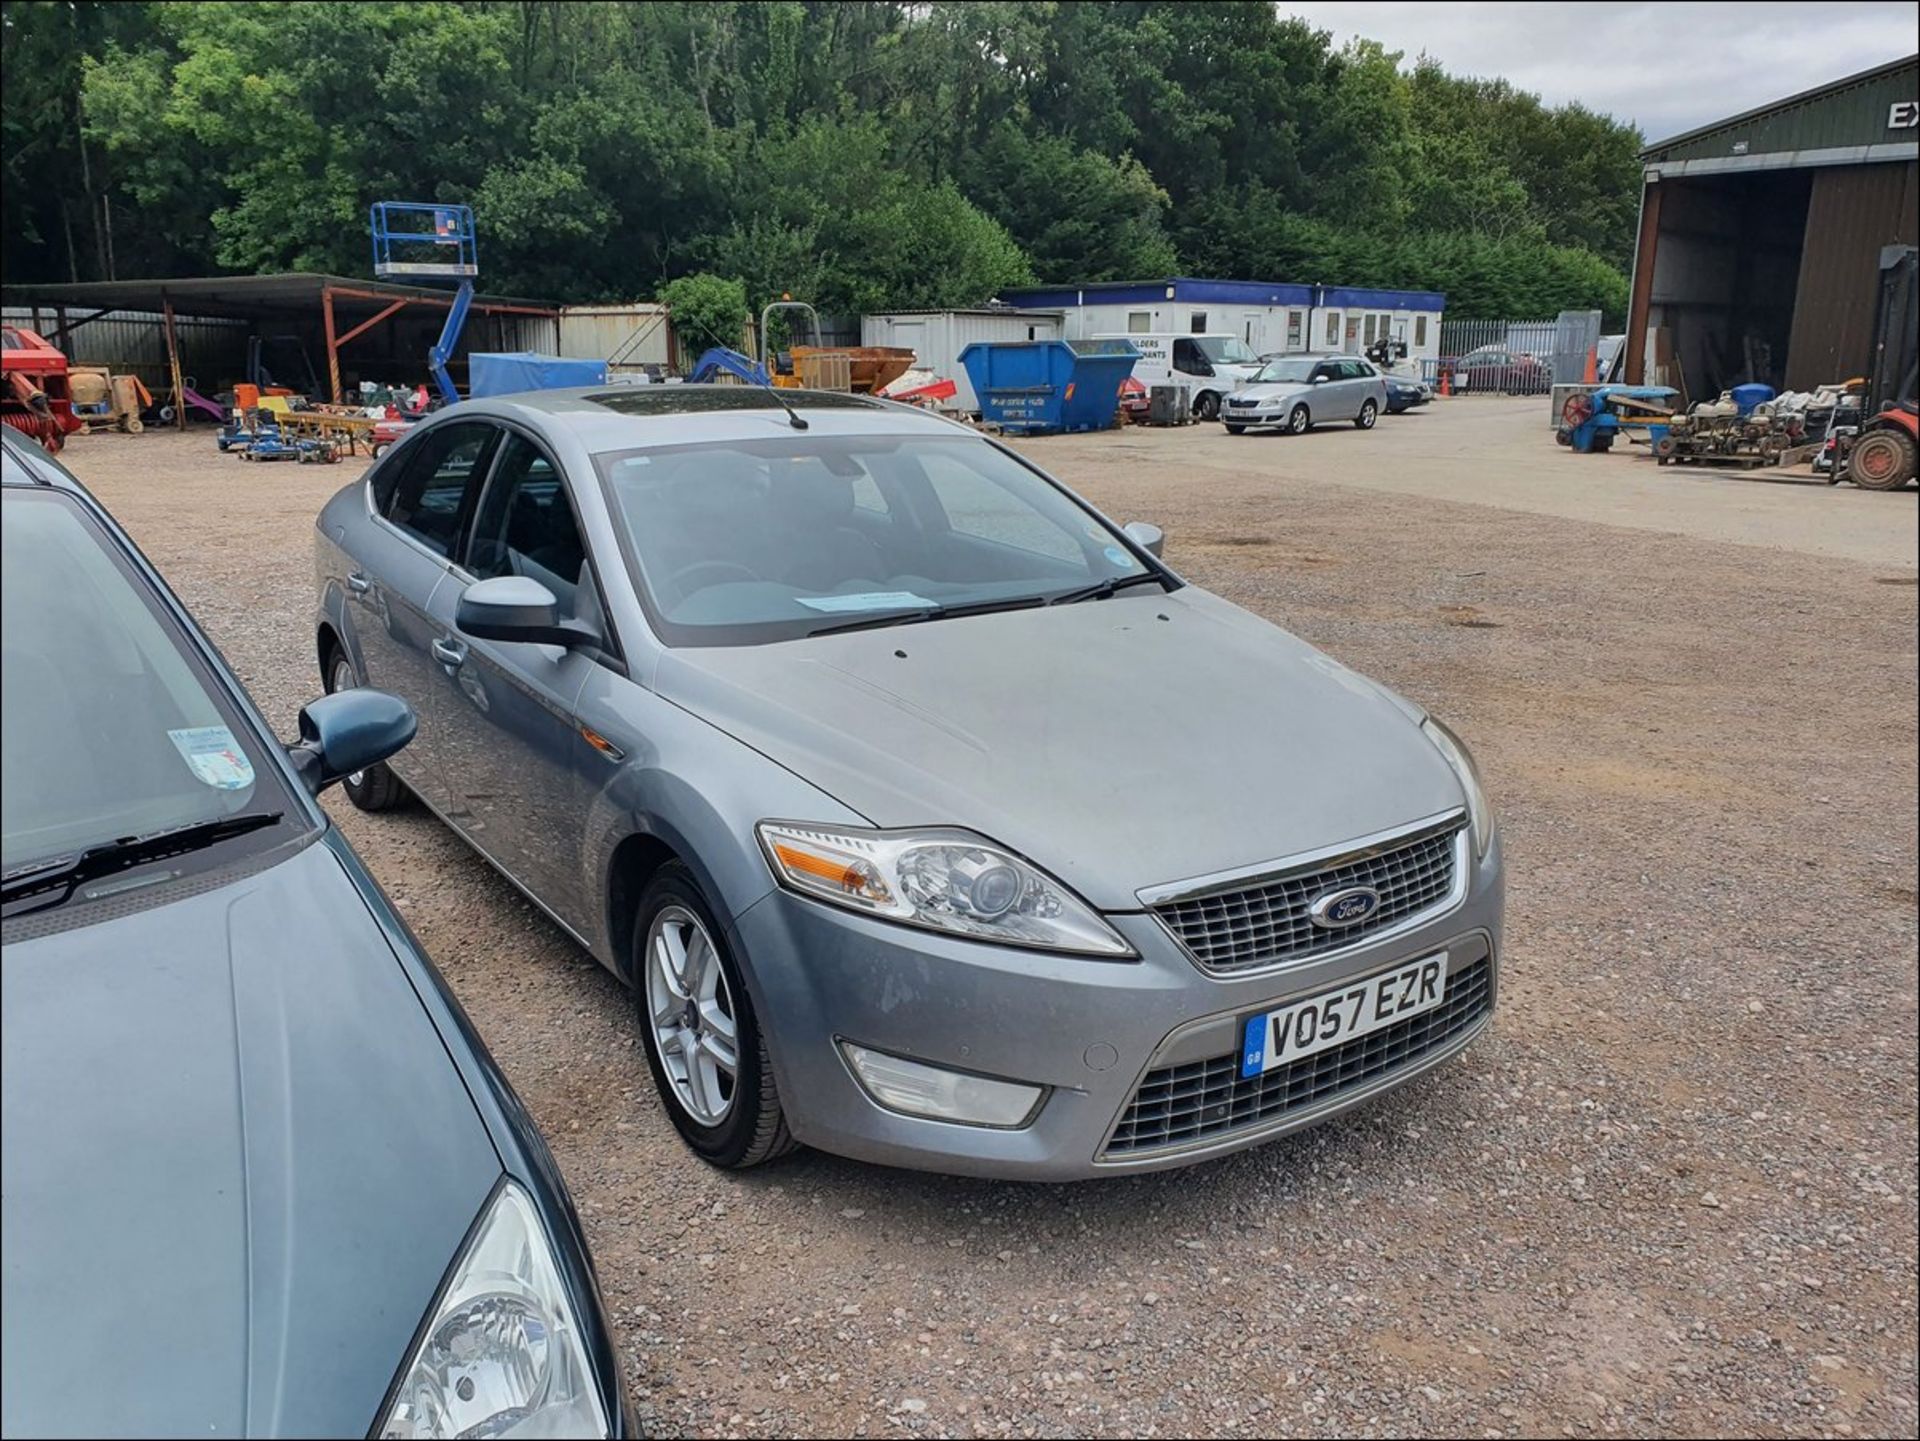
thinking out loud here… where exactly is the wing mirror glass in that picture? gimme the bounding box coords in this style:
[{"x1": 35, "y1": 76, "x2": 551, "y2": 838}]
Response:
[
  {"x1": 288, "y1": 688, "x2": 415, "y2": 795},
  {"x1": 1122, "y1": 520, "x2": 1165, "y2": 558},
  {"x1": 455, "y1": 575, "x2": 595, "y2": 648}
]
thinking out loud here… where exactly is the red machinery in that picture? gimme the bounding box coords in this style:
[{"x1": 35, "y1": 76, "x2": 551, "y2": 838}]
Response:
[{"x1": 2, "y1": 327, "x2": 85, "y2": 453}]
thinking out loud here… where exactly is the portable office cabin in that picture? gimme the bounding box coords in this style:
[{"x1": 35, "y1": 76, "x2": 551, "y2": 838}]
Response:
[
  {"x1": 860, "y1": 308, "x2": 1064, "y2": 412},
  {"x1": 996, "y1": 278, "x2": 1447, "y2": 368},
  {"x1": 1625, "y1": 55, "x2": 1919, "y2": 397}
]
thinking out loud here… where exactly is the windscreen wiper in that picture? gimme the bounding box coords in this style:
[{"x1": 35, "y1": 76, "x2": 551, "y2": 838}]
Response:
[
  {"x1": 805, "y1": 594, "x2": 1048, "y2": 637},
  {"x1": 1047, "y1": 572, "x2": 1168, "y2": 606},
  {"x1": 1, "y1": 812, "x2": 284, "y2": 917}
]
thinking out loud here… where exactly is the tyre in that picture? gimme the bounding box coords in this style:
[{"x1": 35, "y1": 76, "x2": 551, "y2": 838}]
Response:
[
  {"x1": 324, "y1": 646, "x2": 409, "y2": 811},
  {"x1": 634, "y1": 864, "x2": 796, "y2": 1169},
  {"x1": 1354, "y1": 399, "x2": 1378, "y2": 430},
  {"x1": 1286, "y1": 405, "x2": 1311, "y2": 435},
  {"x1": 1193, "y1": 390, "x2": 1220, "y2": 421},
  {"x1": 1847, "y1": 427, "x2": 1917, "y2": 491},
  {"x1": 1224, "y1": 423, "x2": 1247, "y2": 435}
]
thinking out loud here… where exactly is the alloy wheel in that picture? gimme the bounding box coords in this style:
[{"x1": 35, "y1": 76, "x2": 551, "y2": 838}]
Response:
[
  {"x1": 645, "y1": 904, "x2": 740, "y2": 1126},
  {"x1": 328, "y1": 657, "x2": 367, "y2": 787}
]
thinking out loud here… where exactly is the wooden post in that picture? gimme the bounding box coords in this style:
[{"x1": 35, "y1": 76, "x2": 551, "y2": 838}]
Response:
[
  {"x1": 162, "y1": 294, "x2": 187, "y2": 430},
  {"x1": 322, "y1": 286, "x2": 342, "y2": 404},
  {"x1": 1624, "y1": 180, "x2": 1663, "y2": 386}
]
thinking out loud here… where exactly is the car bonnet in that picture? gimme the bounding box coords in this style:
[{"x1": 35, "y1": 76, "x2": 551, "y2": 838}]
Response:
[{"x1": 0, "y1": 838, "x2": 501, "y2": 1437}]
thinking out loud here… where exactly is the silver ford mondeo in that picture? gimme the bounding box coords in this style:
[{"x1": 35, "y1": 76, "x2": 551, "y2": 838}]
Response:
[{"x1": 315, "y1": 386, "x2": 1502, "y2": 1180}]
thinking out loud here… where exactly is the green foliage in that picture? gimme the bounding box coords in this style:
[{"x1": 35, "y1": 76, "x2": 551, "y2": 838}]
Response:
[
  {"x1": 658, "y1": 272, "x2": 749, "y2": 353},
  {"x1": 2, "y1": 1, "x2": 1643, "y2": 322}
]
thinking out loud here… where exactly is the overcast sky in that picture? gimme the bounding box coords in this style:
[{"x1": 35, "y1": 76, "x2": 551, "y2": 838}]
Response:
[{"x1": 1284, "y1": 2, "x2": 1919, "y2": 140}]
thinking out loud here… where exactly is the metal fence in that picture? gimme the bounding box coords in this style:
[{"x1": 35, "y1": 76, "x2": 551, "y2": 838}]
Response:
[{"x1": 1430, "y1": 312, "x2": 1604, "y2": 394}]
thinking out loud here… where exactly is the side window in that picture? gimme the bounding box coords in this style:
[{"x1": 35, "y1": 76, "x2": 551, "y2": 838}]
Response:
[
  {"x1": 1172, "y1": 338, "x2": 1201, "y2": 372},
  {"x1": 1287, "y1": 310, "x2": 1304, "y2": 348},
  {"x1": 1324, "y1": 311, "x2": 1340, "y2": 346},
  {"x1": 1344, "y1": 361, "x2": 1371, "y2": 380},
  {"x1": 1189, "y1": 312, "x2": 1208, "y2": 334},
  {"x1": 385, "y1": 422, "x2": 499, "y2": 558},
  {"x1": 1415, "y1": 315, "x2": 1428, "y2": 347},
  {"x1": 1126, "y1": 311, "x2": 1151, "y2": 334},
  {"x1": 918, "y1": 451, "x2": 1083, "y2": 564},
  {"x1": 465, "y1": 434, "x2": 589, "y2": 622},
  {"x1": 1311, "y1": 363, "x2": 1337, "y2": 382}
]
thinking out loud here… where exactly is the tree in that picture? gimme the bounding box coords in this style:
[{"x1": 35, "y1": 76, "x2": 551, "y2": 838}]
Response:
[
  {"x1": 7, "y1": 1, "x2": 1642, "y2": 322},
  {"x1": 658, "y1": 271, "x2": 749, "y2": 353}
]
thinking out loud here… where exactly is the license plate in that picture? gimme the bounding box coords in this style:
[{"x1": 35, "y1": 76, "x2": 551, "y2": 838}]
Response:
[{"x1": 1239, "y1": 954, "x2": 1449, "y2": 1078}]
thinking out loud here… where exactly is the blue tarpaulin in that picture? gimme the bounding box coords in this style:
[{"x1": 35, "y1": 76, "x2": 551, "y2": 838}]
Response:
[{"x1": 467, "y1": 352, "x2": 608, "y2": 398}]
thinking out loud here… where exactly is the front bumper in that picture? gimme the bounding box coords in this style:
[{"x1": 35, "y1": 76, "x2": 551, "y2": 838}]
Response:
[
  {"x1": 733, "y1": 830, "x2": 1503, "y2": 1180},
  {"x1": 1221, "y1": 402, "x2": 1296, "y2": 426}
]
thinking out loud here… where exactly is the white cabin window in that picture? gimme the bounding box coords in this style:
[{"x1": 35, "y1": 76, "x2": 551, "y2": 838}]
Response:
[
  {"x1": 1415, "y1": 315, "x2": 1429, "y2": 347},
  {"x1": 1189, "y1": 312, "x2": 1208, "y2": 334},
  {"x1": 1126, "y1": 311, "x2": 1151, "y2": 333},
  {"x1": 1287, "y1": 311, "x2": 1304, "y2": 349}
]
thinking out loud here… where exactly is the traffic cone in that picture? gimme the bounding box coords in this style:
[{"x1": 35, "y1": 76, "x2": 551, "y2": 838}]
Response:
[{"x1": 1438, "y1": 368, "x2": 1451, "y2": 397}]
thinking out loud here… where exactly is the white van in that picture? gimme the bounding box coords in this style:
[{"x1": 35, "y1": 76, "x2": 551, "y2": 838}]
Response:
[{"x1": 1093, "y1": 332, "x2": 1261, "y2": 420}]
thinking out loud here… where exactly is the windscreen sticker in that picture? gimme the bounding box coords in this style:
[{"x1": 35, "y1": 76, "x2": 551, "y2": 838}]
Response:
[
  {"x1": 795, "y1": 592, "x2": 934, "y2": 614},
  {"x1": 1104, "y1": 545, "x2": 1132, "y2": 567},
  {"x1": 168, "y1": 726, "x2": 255, "y2": 791}
]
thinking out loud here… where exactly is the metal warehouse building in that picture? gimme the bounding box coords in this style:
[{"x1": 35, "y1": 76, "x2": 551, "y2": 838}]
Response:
[
  {"x1": 1625, "y1": 55, "x2": 1919, "y2": 398},
  {"x1": 995, "y1": 278, "x2": 1447, "y2": 368}
]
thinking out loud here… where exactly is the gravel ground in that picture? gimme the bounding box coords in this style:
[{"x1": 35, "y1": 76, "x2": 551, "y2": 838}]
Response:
[{"x1": 57, "y1": 402, "x2": 1917, "y2": 1440}]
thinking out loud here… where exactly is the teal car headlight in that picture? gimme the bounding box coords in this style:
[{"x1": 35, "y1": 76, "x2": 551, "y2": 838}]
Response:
[{"x1": 378, "y1": 1182, "x2": 609, "y2": 1439}]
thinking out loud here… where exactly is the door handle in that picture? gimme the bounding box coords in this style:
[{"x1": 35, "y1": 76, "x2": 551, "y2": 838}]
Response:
[
  {"x1": 431, "y1": 638, "x2": 467, "y2": 668},
  {"x1": 345, "y1": 571, "x2": 372, "y2": 594}
]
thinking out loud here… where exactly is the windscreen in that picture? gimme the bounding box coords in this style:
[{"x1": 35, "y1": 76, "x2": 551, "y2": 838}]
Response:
[
  {"x1": 594, "y1": 433, "x2": 1154, "y2": 645},
  {"x1": 1254, "y1": 359, "x2": 1316, "y2": 384},
  {"x1": 1, "y1": 488, "x2": 293, "y2": 873},
  {"x1": 1196, "y1": 336, "x2": 1258, "y2": 365}
]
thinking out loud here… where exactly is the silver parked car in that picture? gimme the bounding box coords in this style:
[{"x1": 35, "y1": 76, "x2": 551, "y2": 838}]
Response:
[
  {"x1": 1222, "y1": 354, "x2": 1389, "y2": 435},
  {"x1": 316, "y1": 387, "x2": 1501, "y2": 1180}
]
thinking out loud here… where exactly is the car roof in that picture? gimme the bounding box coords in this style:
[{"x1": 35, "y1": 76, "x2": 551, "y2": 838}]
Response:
[
  {"x1": 1, "y1": 429, "x2": 87, "y2": 492},
  {"x1": 463, "y1": 384, "x2": 968, "y2": 452}
]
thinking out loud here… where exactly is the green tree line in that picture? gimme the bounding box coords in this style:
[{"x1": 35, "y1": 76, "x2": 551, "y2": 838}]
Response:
[{"x1": 1, "y1": 1, "x2": 1642, "y2": 321}]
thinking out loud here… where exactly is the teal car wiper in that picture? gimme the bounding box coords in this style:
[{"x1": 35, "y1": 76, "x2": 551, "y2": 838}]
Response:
[{"x1": 1, "y1": 812, "x2": 284, "y2": 917}]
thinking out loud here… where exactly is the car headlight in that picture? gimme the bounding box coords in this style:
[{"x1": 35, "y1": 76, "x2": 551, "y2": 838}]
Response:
[
  {"x1": 378, "y1": 1182, "x2": 609, "y2": 1439},
  {"x1": 757, "y1": 821, "x2": 1133, "y2": 957},
  {"x1": 1422, "y1": 716, "x2": 1494, "y2": 859}
]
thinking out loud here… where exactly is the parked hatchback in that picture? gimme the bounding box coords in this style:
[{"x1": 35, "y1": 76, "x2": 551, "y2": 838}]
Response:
[
  {"x1": 316, "y1": 388, "x2": 1501, "y2": 1180},
  {"x1": 1222, "y1": 355, "x2": 1389, "y2": 434},
  {"x1": 1, "y1": 430, "x2": 629, "y2": 1438}
]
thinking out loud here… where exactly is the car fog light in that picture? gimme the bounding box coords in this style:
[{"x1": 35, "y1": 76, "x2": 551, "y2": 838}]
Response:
[{"x1": 840, "y1": 1042, "x2": 1044, "y2": 1128}]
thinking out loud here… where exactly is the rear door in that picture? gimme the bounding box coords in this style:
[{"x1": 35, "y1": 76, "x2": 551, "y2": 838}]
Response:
[{"x1": 350, "y1": 421, "x2": 502, "y2": 808}]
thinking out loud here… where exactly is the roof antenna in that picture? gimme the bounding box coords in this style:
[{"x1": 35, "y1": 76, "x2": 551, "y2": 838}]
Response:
[{"x1": 683, "y1": 313, "x2": 809, "y2": 431}]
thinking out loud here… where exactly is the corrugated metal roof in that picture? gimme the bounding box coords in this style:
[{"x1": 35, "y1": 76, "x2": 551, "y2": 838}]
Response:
[
  {"x1": 0, "y1": 271, "x2": 557, "y2": 319},
  {"x1": 1643, "y1": 56, "x2": 1919, "y2": 165}
]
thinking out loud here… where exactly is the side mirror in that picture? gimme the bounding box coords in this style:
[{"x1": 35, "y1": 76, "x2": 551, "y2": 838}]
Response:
[
  {"x1": 288, "y1": 688, "x2": 415, "y2": 796},
  {"x1": 1310, "y1": 374, "x2": 1329, "y2": 384},
  {"x1": 456, "y1": 575, "x2": 596, "y2": 648},
  {"x1": 1123, "y1": 520, "x2": 1165, "y2": 558}
]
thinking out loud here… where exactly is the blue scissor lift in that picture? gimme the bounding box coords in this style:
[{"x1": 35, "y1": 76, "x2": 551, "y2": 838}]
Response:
[{"x1": 370, "y1": 202, "x2": 478, "y2": 405}]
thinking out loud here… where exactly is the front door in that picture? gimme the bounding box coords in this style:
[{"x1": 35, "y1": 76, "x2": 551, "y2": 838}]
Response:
[
  {"x1": 428, "y1": 430, "x2": 609, "y2": 935},
  {"x1": 351, "y1": 421, "x2": 501, "y2": 809}
]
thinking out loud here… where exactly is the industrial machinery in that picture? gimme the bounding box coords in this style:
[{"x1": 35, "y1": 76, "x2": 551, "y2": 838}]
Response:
[
  {"x1": 371, "y1": 201, "x2": 477, "y2": 405},
  {"x1": 1555, "y1": 385, "x2": 1677, "y2": 452},
  {"x1": 1651, "y1": 386, "x2": 1808, "y2": 467},
  {"x1": 1, "y1": 327, "x2": 85, "y2": 453},
  {"x1": 1839, "y1": 245, "x2": 1918, "y2": 491}
]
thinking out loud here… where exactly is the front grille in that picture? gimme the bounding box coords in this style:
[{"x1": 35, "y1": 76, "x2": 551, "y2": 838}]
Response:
[
  {"x1": 1228, "y1": 397, "x2": 1258, "y2": 407},
  {"x1": 1103, "y1": 957, "x2": 1492, "y2": 1156},
  {"x1": 1153, "y1": 821, "x2": 1461, "y2": 974}
]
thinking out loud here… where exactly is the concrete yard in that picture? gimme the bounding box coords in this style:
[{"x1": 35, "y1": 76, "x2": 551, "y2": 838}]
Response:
[{"x1": 56, "y1": 397, "x2": 1918, "y2": 1438}]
